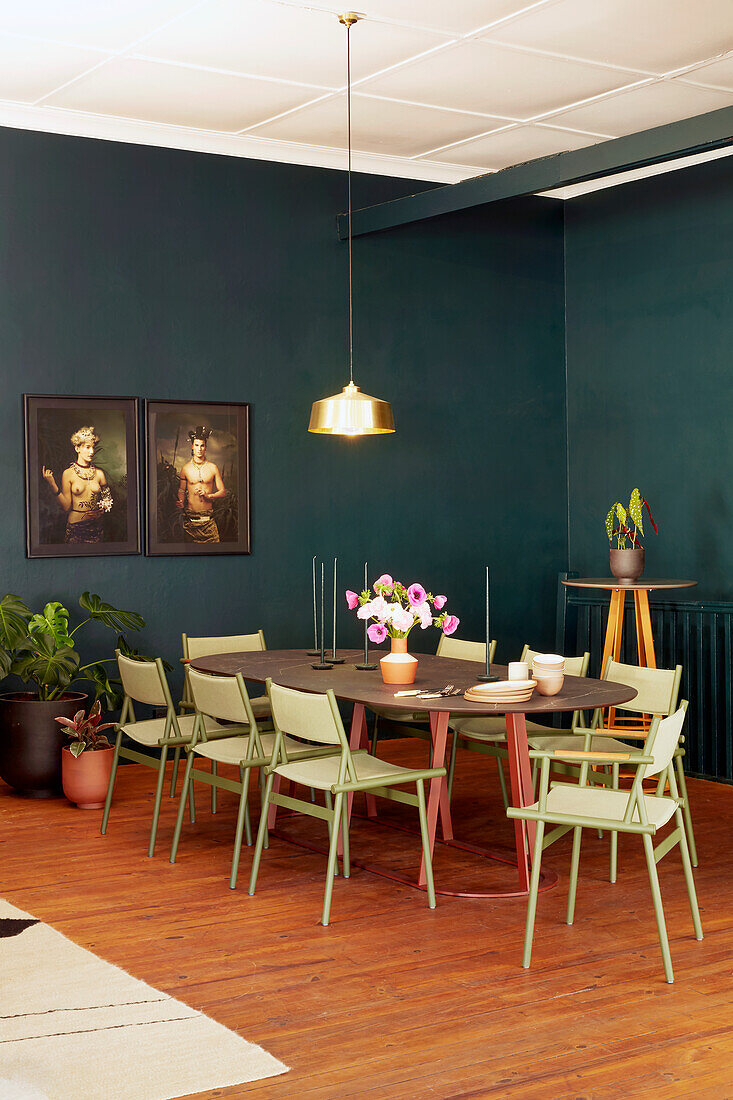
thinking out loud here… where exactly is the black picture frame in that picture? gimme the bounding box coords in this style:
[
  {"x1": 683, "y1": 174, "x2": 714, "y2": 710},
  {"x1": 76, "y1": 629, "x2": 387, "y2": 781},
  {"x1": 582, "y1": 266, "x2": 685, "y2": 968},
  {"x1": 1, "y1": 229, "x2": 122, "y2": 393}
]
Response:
[
  {"x1": 24, "y1": 394, "x2": 140, "y2": 558},
  {"x1": 144, "y1": 399, "x2": 251, "y2": 556}
]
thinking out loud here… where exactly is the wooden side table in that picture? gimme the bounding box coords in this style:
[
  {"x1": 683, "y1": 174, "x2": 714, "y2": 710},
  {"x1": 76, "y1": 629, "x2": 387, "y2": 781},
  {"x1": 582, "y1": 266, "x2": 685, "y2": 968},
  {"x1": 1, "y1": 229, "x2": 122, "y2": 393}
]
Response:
[{"x1": 562, "y1": 578, "x2": 697, "y2": 670}]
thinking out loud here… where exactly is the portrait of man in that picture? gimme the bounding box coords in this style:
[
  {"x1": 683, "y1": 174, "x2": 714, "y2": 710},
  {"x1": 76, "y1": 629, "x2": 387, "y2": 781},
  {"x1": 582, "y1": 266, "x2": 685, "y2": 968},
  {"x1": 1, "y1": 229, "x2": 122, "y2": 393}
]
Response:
[
  {"x1": 145, "y1": 400, "x2": 250, "y2": 556},
  {"x1": 24, "y1": 395, "x2": 140, "y2": 558}
]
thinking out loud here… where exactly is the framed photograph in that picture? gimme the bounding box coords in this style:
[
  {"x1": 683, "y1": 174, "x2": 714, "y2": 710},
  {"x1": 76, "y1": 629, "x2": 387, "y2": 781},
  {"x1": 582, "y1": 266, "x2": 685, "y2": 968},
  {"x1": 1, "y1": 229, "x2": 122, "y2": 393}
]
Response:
[
  {"x1": 24, "y1": 394, "x2": 140, "y2": 558},
  {"x1": 144, "y1": 400, "x2": 251, "y2": 556}
]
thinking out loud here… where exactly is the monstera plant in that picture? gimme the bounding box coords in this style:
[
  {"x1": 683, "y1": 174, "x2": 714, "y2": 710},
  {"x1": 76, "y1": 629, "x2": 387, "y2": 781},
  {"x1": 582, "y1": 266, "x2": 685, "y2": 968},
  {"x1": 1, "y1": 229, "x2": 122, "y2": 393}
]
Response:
[{"x1": 0, "y1": 592, "x2": 147, "y2": 796}]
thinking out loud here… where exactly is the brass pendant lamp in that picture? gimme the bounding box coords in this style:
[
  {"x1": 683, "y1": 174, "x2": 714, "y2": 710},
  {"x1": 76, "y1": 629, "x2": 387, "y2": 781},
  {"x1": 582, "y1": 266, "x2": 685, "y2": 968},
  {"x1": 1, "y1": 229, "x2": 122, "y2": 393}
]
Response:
[{"x1": 308, "y1": 13, "x2": 395, "y2": 437}]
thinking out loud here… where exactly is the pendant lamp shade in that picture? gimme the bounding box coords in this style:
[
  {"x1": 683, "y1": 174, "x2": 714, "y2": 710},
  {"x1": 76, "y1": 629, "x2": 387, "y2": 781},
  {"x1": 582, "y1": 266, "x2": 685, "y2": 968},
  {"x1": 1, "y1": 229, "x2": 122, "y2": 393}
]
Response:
[
  {"x1": 307, "y1": 13, "x2": 395, "y2": 438},
  {"x1": 309, "y1": 382, "x2": 395, "y2": 435}
]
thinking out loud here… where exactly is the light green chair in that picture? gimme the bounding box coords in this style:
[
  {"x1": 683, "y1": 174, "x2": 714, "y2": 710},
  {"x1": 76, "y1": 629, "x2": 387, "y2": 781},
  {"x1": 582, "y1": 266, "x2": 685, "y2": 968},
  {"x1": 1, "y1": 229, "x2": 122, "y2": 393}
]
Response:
[
  {"x1": 530, "y1": 660, "x2": 697, "y2": 876},
  {"x1": 248, "y1": 679, "x2": 445, "y2": 926},
  {"x1": 447, "y1": 646, "x2": 590, "y2": 809},
  {"x1": 101, "y1": 651, "x2": 235, "y2": 857},
  {"x1": 370, "y1": 635, "x2": 497, "y2": 760},
  {"x1": 177, "y1": 630, "x2": 273, "y2": 802},
  {"x1": 170, "y1": 667, "x2": 316, "y2": 889},
  {"x1": 507, "y1": 707, "x2": 703, "y2": 984}
]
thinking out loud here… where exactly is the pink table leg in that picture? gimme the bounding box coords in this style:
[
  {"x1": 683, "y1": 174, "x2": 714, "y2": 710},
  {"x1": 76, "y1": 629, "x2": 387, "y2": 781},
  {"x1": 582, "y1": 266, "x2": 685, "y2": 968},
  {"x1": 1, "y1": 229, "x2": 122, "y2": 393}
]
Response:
[
  {"x1": 347, "y1": 703, "x2": 377, "y2": 820},
  {"x1": 504, "y1": 712, "x2": 536, "y2": 892},
  {"x1": 418, "y1": 710, "x2": 452, "y2": 887}
]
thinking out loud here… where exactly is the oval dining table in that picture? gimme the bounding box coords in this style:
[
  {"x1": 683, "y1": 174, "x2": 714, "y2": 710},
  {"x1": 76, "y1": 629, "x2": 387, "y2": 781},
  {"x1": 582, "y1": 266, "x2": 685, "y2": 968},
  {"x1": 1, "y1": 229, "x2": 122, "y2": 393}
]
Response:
[{"x1": 190, "y1": 649, "x2": 637, "y2": 898}]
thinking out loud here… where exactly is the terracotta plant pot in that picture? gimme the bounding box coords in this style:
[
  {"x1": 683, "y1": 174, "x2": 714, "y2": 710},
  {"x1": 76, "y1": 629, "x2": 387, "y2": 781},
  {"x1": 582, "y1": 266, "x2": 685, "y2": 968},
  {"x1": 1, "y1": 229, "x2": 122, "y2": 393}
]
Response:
[
  {"x1": 0, "y1": 692, "x2": 88, "y2": 797},
  {"x1": 380, "y1": 636, "x2": 418, "y2": 685},
  {"x1": 610, "y1": 547, "x2": 645, "y2": 584},
  {"x1": 62, "y1": 745, "x2": 115, "y2": 809}
]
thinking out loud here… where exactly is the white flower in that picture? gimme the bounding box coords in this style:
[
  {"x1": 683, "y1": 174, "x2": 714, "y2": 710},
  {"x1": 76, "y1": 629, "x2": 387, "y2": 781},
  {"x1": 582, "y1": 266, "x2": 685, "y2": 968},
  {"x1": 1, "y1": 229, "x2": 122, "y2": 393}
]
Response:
[
  {"x1": 356, "y1": 599, "x2": 375, "y2": 620},
  {"x1": 416, "y1": 601, "x2": 433, "y2": 629},
  {"x1": 391, "y1": 606, "x2": 415, "y2": 633}
]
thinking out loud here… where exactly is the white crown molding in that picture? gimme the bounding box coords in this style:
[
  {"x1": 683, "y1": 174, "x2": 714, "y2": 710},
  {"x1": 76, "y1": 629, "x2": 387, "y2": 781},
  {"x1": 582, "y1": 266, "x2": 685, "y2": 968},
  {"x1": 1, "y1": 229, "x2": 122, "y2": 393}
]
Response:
[{"x1": 0, "y1": 101, "x2": 472, "y2": 183}]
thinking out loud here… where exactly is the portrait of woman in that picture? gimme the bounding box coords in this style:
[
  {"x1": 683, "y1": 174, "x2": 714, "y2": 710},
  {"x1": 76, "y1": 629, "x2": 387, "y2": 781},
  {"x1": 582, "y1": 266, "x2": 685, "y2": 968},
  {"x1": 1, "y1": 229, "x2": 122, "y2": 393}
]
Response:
[{"x1": 24, "y1": 395, "x2": 140, "y2": 558}]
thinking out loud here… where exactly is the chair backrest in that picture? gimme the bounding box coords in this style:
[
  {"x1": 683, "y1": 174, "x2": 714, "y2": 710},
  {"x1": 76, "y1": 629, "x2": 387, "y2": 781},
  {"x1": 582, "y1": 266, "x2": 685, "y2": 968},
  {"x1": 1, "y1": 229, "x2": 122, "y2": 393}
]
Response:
[
  {"x1": 116, "y1": 651, "x2": 169, "y2": 708},
  {"x1": 188, "y1": 667, "x2": 252, "y2": 725},
  {"x1": 268, "y1": 682, "x2": 345, "y2": 747},
  {"x1": 183, "y1": 631, "x2": 266, "y2": 661},
  {"x1": 436, "y1": 635, "x2": 495, "y2": 663},
  {"x1": 640, "y1": 706, "x2": 687, "y2": 779},
  {"x1": 603, "y1": 660, "x2": 681, "y2": 716},
  {"x1": 523, "y1": 646, "x2": 589, "y2": 678}
]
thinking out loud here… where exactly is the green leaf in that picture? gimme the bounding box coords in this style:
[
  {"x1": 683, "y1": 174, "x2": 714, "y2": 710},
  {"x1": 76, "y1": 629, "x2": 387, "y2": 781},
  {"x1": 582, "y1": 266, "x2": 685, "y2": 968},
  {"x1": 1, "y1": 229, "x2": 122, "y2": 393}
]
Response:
[
  {"x1": 82, "y1": 662, "x2": 124, "y2": 710},
  {"x1": 12, "y1": 634, "x2": 80, "y2": 697},
  {"x1": 605, "y1": 507, "x2": 615, "y2": 543},
  {"x1": 629, "y1": 487, "x2": 644, "y2": 536},
  {"x1": 28, "y1": 602, "x2": 71, "y2": 648},
  {"x1": 78, "y1": 592, "x2": 145, "y2": 634},
  {"x1": 0, "y1": 594, "x2": 32, "y2": 651},
  {"x1": 615, "y1": 503, "x2": 627, "y2": 527},
  {"x1": 69, "y1": 741, "x2": 86, "y2": 758}
]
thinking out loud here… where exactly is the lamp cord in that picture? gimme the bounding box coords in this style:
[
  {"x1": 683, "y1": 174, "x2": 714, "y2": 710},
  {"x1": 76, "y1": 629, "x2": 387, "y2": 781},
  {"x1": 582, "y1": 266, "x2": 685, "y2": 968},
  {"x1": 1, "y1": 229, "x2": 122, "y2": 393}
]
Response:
[{"x1": 347, "y1": 18, "x2": 353, "y2": 386}]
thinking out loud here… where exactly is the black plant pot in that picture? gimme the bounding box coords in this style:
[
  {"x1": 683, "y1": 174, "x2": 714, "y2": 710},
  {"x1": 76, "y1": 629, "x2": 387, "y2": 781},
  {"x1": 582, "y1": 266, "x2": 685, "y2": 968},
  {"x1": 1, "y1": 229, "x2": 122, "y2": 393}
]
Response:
[{"x1": 0, "y1": 692, "x2": 88, "y2": 797}]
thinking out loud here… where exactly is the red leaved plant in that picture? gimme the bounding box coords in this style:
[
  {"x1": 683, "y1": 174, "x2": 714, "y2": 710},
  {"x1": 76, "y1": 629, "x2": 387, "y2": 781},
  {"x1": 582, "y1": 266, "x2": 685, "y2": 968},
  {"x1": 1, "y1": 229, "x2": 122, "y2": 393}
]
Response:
[{"x1": 55, "y1": 699, "x2": 116, "y2": 758}]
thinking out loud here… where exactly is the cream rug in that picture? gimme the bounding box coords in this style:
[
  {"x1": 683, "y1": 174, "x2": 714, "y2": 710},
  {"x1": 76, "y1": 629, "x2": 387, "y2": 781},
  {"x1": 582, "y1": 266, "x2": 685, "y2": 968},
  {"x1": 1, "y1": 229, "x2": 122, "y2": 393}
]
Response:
[{"x1": 0, "y1": 899, "x2": 287, "y2": 1100}]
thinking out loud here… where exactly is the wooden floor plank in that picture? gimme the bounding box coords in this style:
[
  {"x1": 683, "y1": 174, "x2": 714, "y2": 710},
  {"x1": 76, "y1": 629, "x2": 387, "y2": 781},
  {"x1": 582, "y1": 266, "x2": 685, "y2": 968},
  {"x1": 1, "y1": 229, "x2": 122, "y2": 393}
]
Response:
[{"x1": 1, "y1": 740, "x2": 731, "y2": 1099}]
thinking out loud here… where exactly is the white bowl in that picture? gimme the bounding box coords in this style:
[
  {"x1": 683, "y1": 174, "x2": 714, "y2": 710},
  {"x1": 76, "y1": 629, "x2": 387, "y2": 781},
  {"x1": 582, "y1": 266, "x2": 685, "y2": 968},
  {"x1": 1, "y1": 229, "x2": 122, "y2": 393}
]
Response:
[
  {"x1": 533, "y1": 653, "x2": 565, "y2": 667},
  {"x1": 533, "y1": 672, "x2": 564, "y2": 696}
]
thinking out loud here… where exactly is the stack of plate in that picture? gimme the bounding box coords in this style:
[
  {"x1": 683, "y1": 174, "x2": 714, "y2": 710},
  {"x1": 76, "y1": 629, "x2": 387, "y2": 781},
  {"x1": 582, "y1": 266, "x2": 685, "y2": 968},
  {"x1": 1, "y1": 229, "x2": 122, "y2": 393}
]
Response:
[{"x1": 464, "y1": 679, "x2": 536, "y2": 704}]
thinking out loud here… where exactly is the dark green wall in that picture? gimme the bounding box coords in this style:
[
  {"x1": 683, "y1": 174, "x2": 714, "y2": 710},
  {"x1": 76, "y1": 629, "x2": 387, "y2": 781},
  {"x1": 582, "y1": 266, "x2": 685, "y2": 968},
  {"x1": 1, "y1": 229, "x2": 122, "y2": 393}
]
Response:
[
  {"x1": 0, "y1": 126, "x2": 567, "y2": 687},
  {"x1": 564, "y1": 157, "x2": 733, "y2": 597}
]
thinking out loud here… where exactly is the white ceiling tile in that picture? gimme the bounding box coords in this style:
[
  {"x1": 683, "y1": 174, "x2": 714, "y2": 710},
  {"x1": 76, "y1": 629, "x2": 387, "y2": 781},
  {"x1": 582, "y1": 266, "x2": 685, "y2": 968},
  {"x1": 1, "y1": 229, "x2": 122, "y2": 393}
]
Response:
[
  {"x1": 249, "y1": 93, "x2": 500, "y2": 157},
  {"x1": 547, "y1": 80, "x2": 733, "y2": 138},
  {"x1": 332, "y1": 1, "x2": 541, "y2": 35},
  {"x1": 140, "y1": 0, "x2": 449, "y2": 88},
  {"x1": 427, "y1": 123, "x2": 597, "y2": 169},
  {"x1": 359, "y1": 39, "x2": 646, "y2": 118},
  {"x1": 487, "y1": 0, "x2": 733, "y2": 75},
  {"x1": 0, "y1": 1, "x2": 195, "y2": 52},
  {"x1": 44, "y1": 57, "x2": 326, "y2": 131},
  {"x1": 0, "y1": 32, "x2": 103, "y2": 102},
  {"x1": 681, "y1": 55, "x2": 733, "y2": 92}
]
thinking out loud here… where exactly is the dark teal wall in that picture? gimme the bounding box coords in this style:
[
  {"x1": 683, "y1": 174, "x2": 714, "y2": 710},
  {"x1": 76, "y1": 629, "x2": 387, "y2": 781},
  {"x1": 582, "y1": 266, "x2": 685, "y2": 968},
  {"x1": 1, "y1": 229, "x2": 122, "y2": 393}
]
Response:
[
  {"x1": 564, "y1": 157, "x2": 733, "y2": 597},
  {"x1": 0, "y1": 126, "x2": 567, "y2": 687}
]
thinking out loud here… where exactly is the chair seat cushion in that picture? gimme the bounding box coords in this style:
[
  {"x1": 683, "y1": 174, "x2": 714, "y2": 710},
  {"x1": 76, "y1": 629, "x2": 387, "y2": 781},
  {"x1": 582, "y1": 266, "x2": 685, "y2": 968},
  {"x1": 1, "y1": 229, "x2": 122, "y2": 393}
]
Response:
[
  {"x1": 450, "y1": 716, "x2": 560, "y2": 743},
  {"x1": 372, "y1": 706, "x2": 428, "y2": 724},
  {"x1": 120, "y1": 713, "x2": 222, "y2": 747},
  {"x1": 193, "y1": 732, "x2": 313, "y2": 765},
  {"x1": 527, "y1": 732, "x2": 636, "y2": 753},
  {"x1": 533, "y1": 784, "x2": 677, "y2": 830},
  {"x1": 276, "y1": 750, "x2": 431, "y2": 792}
]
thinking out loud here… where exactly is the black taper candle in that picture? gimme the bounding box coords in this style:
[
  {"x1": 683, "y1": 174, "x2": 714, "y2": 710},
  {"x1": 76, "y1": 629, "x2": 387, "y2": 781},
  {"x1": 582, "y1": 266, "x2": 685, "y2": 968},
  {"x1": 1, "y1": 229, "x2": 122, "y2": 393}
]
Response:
[
  {"x1": 329, "y1": 556, "x2": 344, "y2": 663},
  {"x1": 356, "y1": 559, "x2": 377, "y2": 670},
  {"x1": 311, "y1": 560, "x2": 332, "y2": 669},
  {"x1": 477, "y1": 564, "x2": 499, "y2": 682},
  {"x1": 307, "y1": 554, "x2": 319, "y2": 655}
]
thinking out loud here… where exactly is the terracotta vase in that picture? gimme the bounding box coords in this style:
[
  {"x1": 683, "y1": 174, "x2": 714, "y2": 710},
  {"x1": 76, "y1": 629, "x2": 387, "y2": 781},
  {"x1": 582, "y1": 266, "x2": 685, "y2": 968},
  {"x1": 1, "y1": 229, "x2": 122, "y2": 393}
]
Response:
[
  {"x1": 610, "y1": 547, "x2": 645, "y2": 584},
  {"x1": 61, "y1": 745, "x2": 115, "y2": 809},
  {"x1": 379, "y1": 636, "x2": 418, "y2": 685}
]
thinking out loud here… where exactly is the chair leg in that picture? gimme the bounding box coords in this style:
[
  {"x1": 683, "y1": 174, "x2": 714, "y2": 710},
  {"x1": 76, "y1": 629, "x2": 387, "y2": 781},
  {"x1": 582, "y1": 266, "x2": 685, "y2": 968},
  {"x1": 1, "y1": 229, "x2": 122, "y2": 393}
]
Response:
[
  {"x1": 446, "y1": 731, "x2": 460, "y2": 801},
  {"x1": 211, "y1": 761, "x2": 217, "y2": 813},
  {"x1": 169, "y1": 746, "x2": 181, "y2": 796},
  {"x1": 188, "y1": 766, "x2": 196, "y2": 823},
  {"x1": 642, "y1": 832, "x2": 674, "y2": 983},
  {"x1": 321, "y1": 792, "x2": 343, "y2": 926},
  {"x1": 610, "y1": 763, "x2": 619, "y2": 882},
  {"x1": 522, "y1": 819, "x2": 546, "y2": 969},
  {"x1": 239, "y1": 765, "x2": 253, "y2": 846},
  {"x1": 416, "y1": 779, "x2": 437, "y2": 910},
  {"x1": 148, "y1": 746, "x2": 169, "y2": 858},
  {"x1": 170, "y1": 749, "x2": 196, "y2": 864},
  {"x1": 496, "y1": 756, "x2": 509, "y2": 811},
  {"x1": 675, "y1": 754, "x2": 698, "y2": 867},
  {"x1": 100, "y1": 730, "x2": 122, "y2": 835},
  {"x1": 230, "y1": 772, "x2": 252, "y2": 890},
  {"x1": 675, "y1": 808, "x2": 703, "y2": 940},
  {"x1": 248, "y1": 772, "x2": 275, "y2": 897},
  {"x1": 341, "y1": 796, "x2": 350, "y2": 879},
  {"x1": 566, "y1": 826, "x2": 583, "y2": 925}
]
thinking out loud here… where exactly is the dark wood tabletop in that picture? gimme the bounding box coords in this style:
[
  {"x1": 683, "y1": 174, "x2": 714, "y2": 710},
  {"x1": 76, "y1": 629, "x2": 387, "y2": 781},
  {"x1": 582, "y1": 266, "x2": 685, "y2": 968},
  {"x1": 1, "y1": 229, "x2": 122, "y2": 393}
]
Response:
[
  {"x1": 190, "y1": 649, "x2": 637, "y2": 715},
  {"x1": 562, "y1": 578, "x2": 697, "y2": 591}
]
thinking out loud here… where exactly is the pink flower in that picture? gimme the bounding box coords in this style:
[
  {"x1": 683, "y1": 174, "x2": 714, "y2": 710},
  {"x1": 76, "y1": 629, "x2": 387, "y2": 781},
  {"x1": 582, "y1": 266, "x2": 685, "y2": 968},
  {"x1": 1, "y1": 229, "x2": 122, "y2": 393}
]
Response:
[
  {"x1": 442, "y1": 614, "x2": 459, "y2": 636},
  {"x1": 433, "y1": 594, "x2": 447, "y2": 610},
  {"x1": 416, "y1": 601, "x2": 433, "y2": 629},
  {"x1": 357, "y1": 599, "x2": 375, "y2": 620},
  {"x1": 374, "y1": 573, "x2": 394, "y2": 594},
  {"x1": 391, "y1": 606, "x2": 415, "y2": 634},
  {"x1": 367, "y1": 623, "x2": 387, "y2": 644},
  {"x1": 407, "y1": 583, "x2": 427, "y2": 607},
  {"x1": 345, "y1": 590, "x2": 359, "y2": 610}
]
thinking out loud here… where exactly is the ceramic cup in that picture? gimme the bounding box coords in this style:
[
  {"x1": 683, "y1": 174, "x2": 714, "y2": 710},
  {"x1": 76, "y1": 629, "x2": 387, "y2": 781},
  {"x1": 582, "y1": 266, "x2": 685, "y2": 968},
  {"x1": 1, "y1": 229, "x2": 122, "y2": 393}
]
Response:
[
  {"x1": 508, "y1": 661, "x2": 530, "y2": 681},
  {"x1": 533, "y1": 671, "x2": 564, "y2": 696}
]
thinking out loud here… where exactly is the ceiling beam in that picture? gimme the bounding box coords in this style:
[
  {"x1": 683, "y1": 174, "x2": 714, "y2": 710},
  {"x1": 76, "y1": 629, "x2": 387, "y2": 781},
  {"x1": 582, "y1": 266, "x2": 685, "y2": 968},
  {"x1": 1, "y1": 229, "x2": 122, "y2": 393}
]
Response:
[{"x1": 338, "y1": 104, "x2": 733, "y2": 239}]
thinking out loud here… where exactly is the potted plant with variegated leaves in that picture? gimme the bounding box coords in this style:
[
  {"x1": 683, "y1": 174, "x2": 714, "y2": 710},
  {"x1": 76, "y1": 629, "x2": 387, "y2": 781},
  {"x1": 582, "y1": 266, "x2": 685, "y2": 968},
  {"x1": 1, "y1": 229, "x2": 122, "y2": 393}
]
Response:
[
  {"x1": 606, "y1": 488, "x2": 657, "y2": 583},
  {"x1": 57, "y1": 700, "x2": 116, "y2": 809}
]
